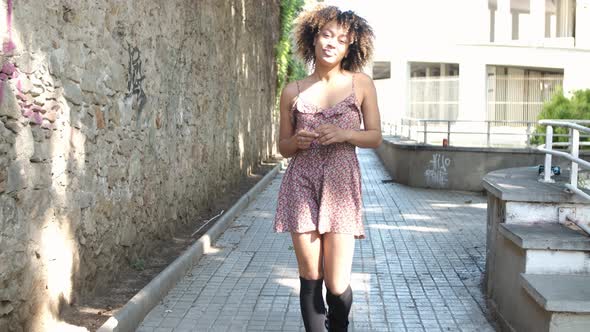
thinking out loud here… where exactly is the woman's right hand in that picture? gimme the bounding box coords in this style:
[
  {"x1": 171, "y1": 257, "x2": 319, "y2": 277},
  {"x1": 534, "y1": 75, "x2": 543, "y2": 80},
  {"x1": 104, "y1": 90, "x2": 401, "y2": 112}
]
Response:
[{"x1": 293, "y1": 129, "x2": 319, "y2": 150}]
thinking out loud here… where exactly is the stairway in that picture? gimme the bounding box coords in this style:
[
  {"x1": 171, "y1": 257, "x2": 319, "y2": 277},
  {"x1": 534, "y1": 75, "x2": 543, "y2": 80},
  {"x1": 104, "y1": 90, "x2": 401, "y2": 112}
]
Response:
[
  {"x1": 497, "y1": 223, "x2": 590, "y2": 331},
  {"x1": 483, "y1": 167, "x2": 590, "y2": 332}
]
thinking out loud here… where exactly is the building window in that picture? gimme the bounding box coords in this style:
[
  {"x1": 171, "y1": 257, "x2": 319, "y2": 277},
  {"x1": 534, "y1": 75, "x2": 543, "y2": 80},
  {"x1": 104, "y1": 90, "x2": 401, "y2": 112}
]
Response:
[
  {"x1": 408, "y1": 62, "x2": 460, "y2": 120},
  {"x1": 486, "y1": 65, "x2": 563, "y2": 123},
  {"x1": 372, "y1": 61, "x2": 391, "y2": 80}
]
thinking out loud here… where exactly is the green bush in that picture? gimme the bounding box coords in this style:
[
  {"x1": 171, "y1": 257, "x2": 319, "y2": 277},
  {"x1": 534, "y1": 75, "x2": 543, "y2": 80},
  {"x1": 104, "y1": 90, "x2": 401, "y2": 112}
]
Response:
[
  {"x1": 532, "y1": 88, "x2": 590, "y2": 145},
  {"x1": 276, "y1": 0, "x2": 307, "y2": 111}
]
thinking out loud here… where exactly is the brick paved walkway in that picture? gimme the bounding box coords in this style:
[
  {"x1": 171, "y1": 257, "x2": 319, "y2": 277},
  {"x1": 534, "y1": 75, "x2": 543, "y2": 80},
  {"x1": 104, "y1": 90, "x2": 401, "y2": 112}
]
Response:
[{"x1": 137, "y1": 149, "x2": 495, "y2": 331}]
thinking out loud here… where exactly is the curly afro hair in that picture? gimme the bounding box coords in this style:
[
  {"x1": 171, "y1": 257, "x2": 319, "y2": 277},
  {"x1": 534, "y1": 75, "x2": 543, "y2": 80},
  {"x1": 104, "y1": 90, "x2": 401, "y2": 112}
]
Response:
[{"x1": 293, "y1": 5, "x2": 374, "y2": 72}]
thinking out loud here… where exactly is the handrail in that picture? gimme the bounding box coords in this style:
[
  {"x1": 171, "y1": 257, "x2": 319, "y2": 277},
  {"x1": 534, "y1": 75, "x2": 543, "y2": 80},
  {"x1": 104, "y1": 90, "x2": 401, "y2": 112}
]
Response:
[
  {"x1": 537, "y1": 145, "x2": 590, "y2": 169},
  {"x1": 381, "y1": 118, "x2": 590, "y2": 147},
  {"x1": 538, "y1": 119, "x2": 590, "y2": 235},
  {"x1": 539, "y1": 120, "x2": 590, "y2": 134},
  {"x1": 539, "y1": 119, "x2": 590, "y2": 125},
  {"x1": 403, "y1": 118, "x2": 535, "y2": 124},
  {"x1": 383, "y1": 118, "x2": 545, "y2": 147}
]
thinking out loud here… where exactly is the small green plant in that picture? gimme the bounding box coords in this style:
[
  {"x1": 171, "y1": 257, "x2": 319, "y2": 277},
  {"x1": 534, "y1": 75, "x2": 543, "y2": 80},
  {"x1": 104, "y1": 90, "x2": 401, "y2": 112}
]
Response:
[
  {"x1": 532, "y1": 88, "x2": 590, "y2": 145},
  {"x1": 131, "y1": 258, "x2": 145, "y2": 271},
  {"x1": 276, "y1": 0, "x2": 307, "y2": 112}
]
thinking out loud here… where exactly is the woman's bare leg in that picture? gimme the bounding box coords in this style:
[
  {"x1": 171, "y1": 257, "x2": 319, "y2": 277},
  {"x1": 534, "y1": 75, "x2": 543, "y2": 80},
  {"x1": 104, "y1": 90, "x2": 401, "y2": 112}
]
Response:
[
  {"x1": 323, "y1": 233, "x2": 355, "y2": 293},
  {"x1": 291, "y1": 231, "x2": 323, "y2": 279}
]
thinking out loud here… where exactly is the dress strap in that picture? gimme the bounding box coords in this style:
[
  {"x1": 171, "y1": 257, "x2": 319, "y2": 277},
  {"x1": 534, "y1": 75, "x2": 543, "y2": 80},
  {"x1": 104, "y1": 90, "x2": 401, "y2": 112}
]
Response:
[
  {"x1": 290, "y1": 81, "x2": 301, "y2": 126},
  {"x1": 351, "y1": 73, "x2": 355, "y2": 91}
]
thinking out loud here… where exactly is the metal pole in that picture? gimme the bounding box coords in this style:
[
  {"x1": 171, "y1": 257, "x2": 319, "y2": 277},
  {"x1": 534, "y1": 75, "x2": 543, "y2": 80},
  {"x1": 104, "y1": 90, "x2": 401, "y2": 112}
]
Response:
[
  {"x1": 487, "y1": 121, "x2": 491, "y2": 147},
  {"x1": 447, "y1": 121, "x2": 451, "y2": 146},
  {"x1": 424, "y1": 122, "x2": 428, "y2": 144},
  {"x1": 544, "y1": 125, "x2": 553, "y2": 182},
  {"x1": 526, "y1": 122, "x2": 532, "y2": 147},
  {"x1": 571, "y1": 128, "x2": 579, "y2": 187}
]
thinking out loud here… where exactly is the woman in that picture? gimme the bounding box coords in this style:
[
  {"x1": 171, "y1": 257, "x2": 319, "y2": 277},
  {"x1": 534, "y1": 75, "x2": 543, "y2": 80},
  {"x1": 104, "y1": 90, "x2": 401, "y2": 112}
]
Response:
[{"x1": 273, "y1": 5, "x2": 381, "y2": 332}]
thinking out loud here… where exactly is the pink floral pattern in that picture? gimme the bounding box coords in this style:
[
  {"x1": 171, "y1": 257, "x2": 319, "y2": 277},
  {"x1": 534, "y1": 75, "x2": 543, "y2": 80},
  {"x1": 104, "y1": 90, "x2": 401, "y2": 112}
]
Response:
[{"x1": 274, "y1": 84, "x2": 365, "y2": 239}]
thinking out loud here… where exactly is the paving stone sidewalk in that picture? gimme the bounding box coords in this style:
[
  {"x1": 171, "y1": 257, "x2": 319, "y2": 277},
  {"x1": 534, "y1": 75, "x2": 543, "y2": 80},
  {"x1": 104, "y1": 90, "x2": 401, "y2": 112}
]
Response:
[{"x1": 137, "y1": 149, "x2": 496, "y2": 332}]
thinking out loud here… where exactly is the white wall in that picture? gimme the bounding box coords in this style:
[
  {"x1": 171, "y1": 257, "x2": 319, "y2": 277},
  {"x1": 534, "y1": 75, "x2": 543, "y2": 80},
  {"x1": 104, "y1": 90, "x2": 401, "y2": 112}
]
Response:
[
  {"x1": 576, "y1": 0, "x2": 590, "y2": 49},
  {"x1": 327, "y1": 0, "x2": 590, "y2": 122}
]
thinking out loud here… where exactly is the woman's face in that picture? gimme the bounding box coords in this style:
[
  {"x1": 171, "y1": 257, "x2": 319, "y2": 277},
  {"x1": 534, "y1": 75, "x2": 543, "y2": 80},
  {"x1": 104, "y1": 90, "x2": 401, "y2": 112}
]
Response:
[{"x1": 314, "y1": 20, "x2": 351, "y2": 68}]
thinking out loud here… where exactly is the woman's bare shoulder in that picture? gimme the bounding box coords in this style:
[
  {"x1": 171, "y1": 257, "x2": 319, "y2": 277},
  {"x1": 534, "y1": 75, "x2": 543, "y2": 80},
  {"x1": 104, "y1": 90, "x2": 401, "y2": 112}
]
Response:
[
  {"x1": 353, "y1": 72, "x2": 375, "y2": 88},
  {"x1": 281, "y1": 81, "x2": 301, "y2": 105},
  {"x1": 283, "y1": 81, "x2": 298, "y2": 95}
]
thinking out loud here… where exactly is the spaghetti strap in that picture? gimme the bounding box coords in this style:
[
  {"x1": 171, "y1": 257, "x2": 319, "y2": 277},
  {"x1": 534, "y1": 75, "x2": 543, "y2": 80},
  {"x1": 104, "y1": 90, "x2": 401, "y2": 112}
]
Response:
[
  {"x1": 351, "y1": 73, "x2": 355, "y2": 91},
  {"x1": 290, "y1": 81, "x2": 301, "y2": 126}
]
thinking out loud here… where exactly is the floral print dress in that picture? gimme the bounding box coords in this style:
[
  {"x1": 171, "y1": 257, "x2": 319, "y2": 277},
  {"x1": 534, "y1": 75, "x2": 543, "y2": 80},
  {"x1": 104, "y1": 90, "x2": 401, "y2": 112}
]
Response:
[{"x1": 274, "y1": 76, "x2": 364, "y2": 239}]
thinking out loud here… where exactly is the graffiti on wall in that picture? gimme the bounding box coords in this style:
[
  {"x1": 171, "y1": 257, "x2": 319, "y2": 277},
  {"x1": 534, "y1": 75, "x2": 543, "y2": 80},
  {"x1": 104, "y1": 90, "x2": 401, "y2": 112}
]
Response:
[
  {"x1": 124, "y1": 43, "x2": 147, "y2": 115},
  {"x1": 424, "y1": 153, "x2": 451, "y2": 188},
  {"x1": 2, "y1": 0, "x2": 16, "y2": 54},
  {"x1": 1, "y1": 0, "x2": 15, "y2": 107}
]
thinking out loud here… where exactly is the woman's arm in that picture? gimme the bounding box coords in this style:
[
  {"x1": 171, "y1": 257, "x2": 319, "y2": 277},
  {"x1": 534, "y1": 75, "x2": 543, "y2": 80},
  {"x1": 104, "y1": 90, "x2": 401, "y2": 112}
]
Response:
[{"x1": 347, "y1": 73, "x2": 382, "y2": 148}]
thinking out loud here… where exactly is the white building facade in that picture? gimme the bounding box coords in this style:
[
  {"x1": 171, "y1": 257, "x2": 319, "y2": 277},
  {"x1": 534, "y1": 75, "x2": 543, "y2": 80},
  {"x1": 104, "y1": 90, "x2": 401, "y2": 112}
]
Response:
[{"x1": 354, "y1": 0, "x2": 590, "y2": 130}]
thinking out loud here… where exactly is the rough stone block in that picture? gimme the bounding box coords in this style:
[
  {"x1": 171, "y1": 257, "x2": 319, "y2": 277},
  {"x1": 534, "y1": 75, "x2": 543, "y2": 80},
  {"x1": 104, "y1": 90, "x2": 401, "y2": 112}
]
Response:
[
  {"x1": 14, "y1": 126, "x2": 34, "y2": 160},
  {"x1": 0, "y1": 83, "x2": 20, "y2": 119},
  {"x1": 29, "y1": 140, "x2": 51, "y2": 163},
  {"x1": 63, "y1": 80, "x2": 83, "y2": 105},
  {"x1": 7, "y1": 160, "x2": 29, "y2": 193},
  {"x1": 49, "y1": 49, "x2": 65, "y2": 76},
  {"x1": 15, "y1": 53, "x2": 40, "y2": 75},
  {"x1": 80, "y1": 70, "x2": 99, "y2": 92},
  {"x1": 95, "y1": 108, "x2": 105, "y2": 129}
]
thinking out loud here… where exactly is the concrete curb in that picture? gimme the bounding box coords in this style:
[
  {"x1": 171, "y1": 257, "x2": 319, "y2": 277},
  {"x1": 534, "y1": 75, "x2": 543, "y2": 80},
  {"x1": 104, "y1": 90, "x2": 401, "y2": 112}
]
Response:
[{"x1": 97, "y1": 164, "x2": 281, "y2": 332}]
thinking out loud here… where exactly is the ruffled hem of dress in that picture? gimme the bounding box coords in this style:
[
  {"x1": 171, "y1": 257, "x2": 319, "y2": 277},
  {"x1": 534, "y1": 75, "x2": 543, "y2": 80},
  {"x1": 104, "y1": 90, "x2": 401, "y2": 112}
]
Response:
[{"x1": 273, "y1": 224, "x2": 366, "y2": 240}]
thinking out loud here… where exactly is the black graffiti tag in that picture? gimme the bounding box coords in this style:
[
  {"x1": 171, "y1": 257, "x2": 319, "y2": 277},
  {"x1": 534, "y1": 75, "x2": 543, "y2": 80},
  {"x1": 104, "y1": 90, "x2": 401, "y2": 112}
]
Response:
[{"x1": 125, "y1": 44, "x2": 147, "y2": 113}]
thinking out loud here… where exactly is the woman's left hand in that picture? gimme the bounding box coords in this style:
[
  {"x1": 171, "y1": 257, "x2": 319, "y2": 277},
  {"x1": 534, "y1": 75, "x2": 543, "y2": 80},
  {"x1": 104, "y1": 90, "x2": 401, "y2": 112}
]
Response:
[{"x1": 316, "y1": 124, "x2": 352, "y2": 145}]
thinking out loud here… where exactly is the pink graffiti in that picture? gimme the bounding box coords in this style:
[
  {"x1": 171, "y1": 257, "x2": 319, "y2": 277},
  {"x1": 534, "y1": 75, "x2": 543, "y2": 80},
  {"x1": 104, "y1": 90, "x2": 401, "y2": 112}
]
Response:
[
  {"x1": 0, "y1": 1, "x2": 47, "y2": 126},
  {"x1": 2, "y1": 0, "x2": 15, "y2": 54},
  {"x1": 1, "y1": 63, "x2": 15, "y2": 76},
  {"x1": 1, "y1": 0, "x2": 14, "y2": 106}
]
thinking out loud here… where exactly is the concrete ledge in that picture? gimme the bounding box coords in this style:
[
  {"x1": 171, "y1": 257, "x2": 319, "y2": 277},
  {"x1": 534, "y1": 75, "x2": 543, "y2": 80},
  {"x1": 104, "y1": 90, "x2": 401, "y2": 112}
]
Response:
[
  {"x1": 375, "y1": 137, "x2": 588, "y2": 192},
  {"x1": 97, "y1": 164, "x2": 281, "y2": 332},
  {"x1": 483, "y1": 167, "x2": 590, "y2": 203},
  {"x1": 499, "y1": 223, "x2": 590, "y2": 251},
  {"x1": 521, "y1": 273, "x2": 590, "y2": 313}
]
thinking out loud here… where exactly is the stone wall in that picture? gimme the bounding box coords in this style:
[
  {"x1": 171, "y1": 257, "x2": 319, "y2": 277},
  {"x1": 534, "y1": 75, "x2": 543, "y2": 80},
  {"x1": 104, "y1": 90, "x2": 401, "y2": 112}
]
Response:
[{"x1": 0, "y1": 0, "x2": 280, "y2": 330}]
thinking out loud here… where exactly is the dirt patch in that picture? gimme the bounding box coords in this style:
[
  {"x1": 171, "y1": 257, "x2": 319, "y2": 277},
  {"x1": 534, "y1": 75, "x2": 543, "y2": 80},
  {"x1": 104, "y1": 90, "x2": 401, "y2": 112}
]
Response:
[{"x1": 59, "y1": 160, "x2": 280, "y2": 331}]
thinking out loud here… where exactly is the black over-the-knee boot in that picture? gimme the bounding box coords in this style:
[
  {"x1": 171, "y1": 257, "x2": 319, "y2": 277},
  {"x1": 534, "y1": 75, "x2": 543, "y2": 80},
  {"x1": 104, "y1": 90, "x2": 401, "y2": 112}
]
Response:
[
  {"x1": 299, "y1": 277, "x2": 326, "y2": 332},
  {"x1": 325, "y1": 285, "x2": 353, "y2": 332}
]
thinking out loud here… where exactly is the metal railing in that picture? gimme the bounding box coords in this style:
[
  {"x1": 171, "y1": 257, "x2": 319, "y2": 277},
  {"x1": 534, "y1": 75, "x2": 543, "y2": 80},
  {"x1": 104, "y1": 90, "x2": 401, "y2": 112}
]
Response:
[
  {"x1": 382, "y1": 118, "x2": 590, "y2": 148},
  {"x1": 382, "y1": 118, "x2": 548, "y2": 147},
  {"x1": 538, "y1": 119, "x2": 590, "y2": 235}
]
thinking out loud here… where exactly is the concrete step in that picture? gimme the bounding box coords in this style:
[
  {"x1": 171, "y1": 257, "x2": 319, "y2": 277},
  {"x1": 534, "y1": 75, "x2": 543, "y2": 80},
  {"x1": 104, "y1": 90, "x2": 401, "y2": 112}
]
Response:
[
  {"x1": 499, "y1": 223, "x2": 590, "y2": 274},
  {"x1": 499, "y1": 223, "x2": 590, "y2": 251},
  {"x1": 521, "y1": 273, "x2": 590, "y2": 313},
  {"x1": 520, "y1": 273, "x2": 590, "y2": 332}
]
